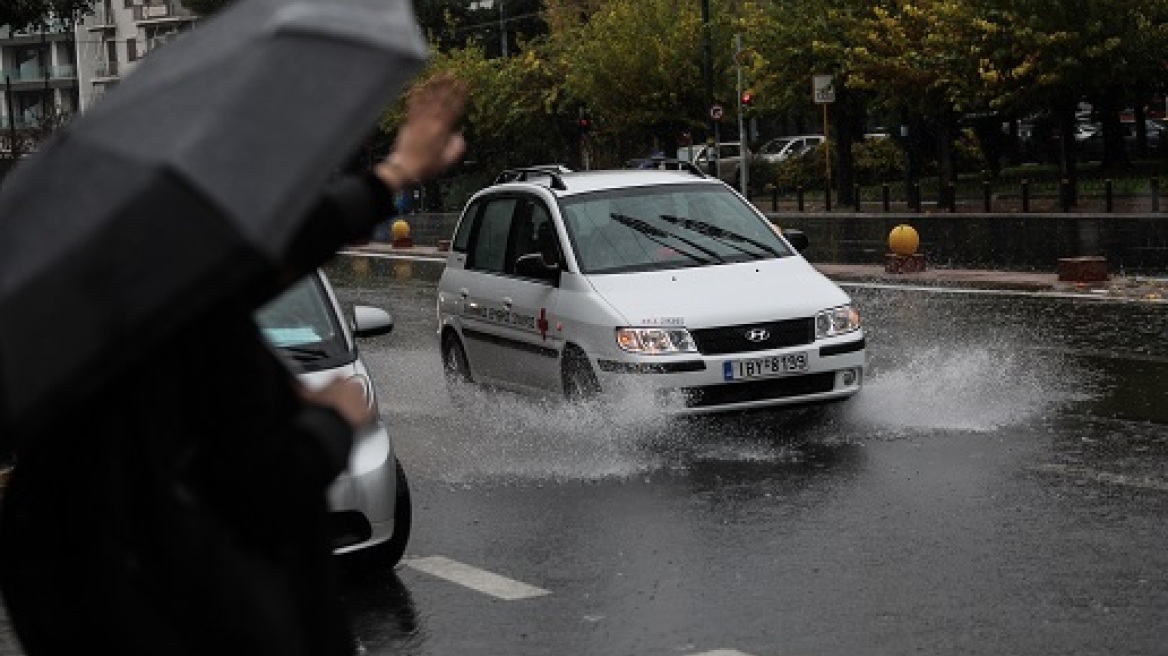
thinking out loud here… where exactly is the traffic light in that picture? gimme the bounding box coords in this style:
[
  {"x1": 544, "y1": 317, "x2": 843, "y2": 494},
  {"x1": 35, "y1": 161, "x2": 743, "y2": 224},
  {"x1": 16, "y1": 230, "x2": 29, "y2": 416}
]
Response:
[
  {"x1": 740, "y1": 91, "x2": 754, "y2": 108},
  {"x1": 577, "y1": 107, "x2": 592, "y2": 134}
]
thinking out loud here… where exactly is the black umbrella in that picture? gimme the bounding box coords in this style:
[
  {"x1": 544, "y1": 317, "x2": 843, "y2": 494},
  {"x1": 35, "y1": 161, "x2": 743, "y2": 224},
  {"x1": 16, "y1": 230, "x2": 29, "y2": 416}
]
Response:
[{"x1": 0, "y1": 0, "x2": 428, "y2": 436}]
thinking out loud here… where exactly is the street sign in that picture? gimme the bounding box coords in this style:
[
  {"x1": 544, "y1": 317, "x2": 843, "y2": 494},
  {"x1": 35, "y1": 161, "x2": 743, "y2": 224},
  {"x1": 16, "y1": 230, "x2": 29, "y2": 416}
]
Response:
[
  {"x1": 710, "y1": 104, "x2": 724, "y2": 121},
  {"x1": 813, "y1": 74, "x2": 835, "y2": 104}
]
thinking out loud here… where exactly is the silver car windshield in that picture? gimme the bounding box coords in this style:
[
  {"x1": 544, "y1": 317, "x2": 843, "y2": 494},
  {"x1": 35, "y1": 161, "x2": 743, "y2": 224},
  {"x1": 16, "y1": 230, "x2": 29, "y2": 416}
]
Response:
[
  {"x1": 255, "y1": 274, "x2": 349, "y2": 370},
  {"x1": 560, "y1": 183, "x2": 794, "y2": 274}
]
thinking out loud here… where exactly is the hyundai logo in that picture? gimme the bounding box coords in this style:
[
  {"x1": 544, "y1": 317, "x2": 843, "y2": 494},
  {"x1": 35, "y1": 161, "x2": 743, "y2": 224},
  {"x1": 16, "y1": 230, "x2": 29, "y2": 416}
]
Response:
[{"x1": 744, "y1": 328, "x2": 770, "y2": 343}]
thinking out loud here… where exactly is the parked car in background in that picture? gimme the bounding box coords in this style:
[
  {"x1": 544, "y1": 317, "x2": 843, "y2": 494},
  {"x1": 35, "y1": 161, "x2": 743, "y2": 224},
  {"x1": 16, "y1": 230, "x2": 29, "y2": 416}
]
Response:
[
  {"x1": 436, "y1": 164, "x2": 867, "y2": 415},
  {"x1": 256, "y1": 269, "x2": 412, "y2": 566},
  {"x1": 690, "y1": 141, "x2": 749, "y2": 184},
  {"x1": 756, "y1": 134, "x2": 825, "y2": 164}
]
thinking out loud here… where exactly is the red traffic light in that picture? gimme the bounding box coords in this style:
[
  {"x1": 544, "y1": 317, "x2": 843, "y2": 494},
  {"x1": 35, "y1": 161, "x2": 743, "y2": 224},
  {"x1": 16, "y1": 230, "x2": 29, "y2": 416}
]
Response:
[{"x1": 740, "y1": 91, "x2": 754, "y2": 107}]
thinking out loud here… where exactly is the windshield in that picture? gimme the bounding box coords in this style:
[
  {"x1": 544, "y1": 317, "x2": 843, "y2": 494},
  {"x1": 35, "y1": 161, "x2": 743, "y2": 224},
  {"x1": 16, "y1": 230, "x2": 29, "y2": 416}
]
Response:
[
  {"x1": 560, "y1": 183, "x2": 794, "y2": 274},
  {"x1": 760, "y1": 138, "x2": 795, "y2": 155},
  {"x1": 255, "y1": 274, "x2": 352, "y2": 371}
]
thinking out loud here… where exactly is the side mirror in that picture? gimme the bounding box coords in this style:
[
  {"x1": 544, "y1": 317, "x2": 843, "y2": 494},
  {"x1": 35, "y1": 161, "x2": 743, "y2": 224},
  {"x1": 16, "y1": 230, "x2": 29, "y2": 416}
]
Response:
[
  {"x1": 514, "y1": 253, "x2": 561, "y2": 284},
  {"x1": 352, "y1": 305, "x2": 394, "y2": 337},
  {"x1": 782, "y1": 228, "x2": 809, "y2": 253}
]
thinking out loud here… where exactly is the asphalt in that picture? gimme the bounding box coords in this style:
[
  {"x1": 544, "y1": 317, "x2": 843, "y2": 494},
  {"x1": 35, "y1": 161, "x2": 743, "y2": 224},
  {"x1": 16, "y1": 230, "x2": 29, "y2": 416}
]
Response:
[
  {"x1": 345, "y1": 241, "x2": 1168, "y2": 303},
  {"x1": 1, "y1": 241, "x2": 1162, "y2": 493}
]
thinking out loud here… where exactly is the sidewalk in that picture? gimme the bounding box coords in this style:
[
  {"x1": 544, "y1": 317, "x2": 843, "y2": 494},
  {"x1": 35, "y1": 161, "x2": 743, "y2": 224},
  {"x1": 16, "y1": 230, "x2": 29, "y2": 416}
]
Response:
[{"x1": 345, "y1": 242, "x2": 1168, "y2": 303}]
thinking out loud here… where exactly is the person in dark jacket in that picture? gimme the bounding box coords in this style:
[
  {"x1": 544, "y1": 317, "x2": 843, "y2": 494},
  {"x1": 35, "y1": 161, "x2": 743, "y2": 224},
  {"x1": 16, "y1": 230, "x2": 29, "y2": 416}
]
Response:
[{"x1": 0, "y1": 74, "x2": 468, "y2": 656}]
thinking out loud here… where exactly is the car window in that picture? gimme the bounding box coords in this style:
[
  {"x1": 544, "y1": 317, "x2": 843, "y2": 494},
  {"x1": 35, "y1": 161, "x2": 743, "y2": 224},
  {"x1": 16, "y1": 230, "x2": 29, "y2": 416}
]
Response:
[
  {"x1": 452, "y1": 199, "x2": 481, "y2": 253},
  {"x1": 467, "y1": 197, "x2": 516, "y2": 273},
  {"x1": 761, "y1": 138, "x2": 793, "y2": 155},
  {"x1": 509, "y1": 199, "x2": 560, "y2": 274},
  {"x1": 255, "y1": 274, "x2": 351, "y2": 371},
  {"x1": 560, "y1": 183, "x2": 793, "y2": 274}
]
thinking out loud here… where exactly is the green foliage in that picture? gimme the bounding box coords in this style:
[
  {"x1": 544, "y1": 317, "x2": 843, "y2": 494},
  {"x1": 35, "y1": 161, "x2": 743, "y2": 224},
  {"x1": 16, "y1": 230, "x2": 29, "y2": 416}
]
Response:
[
  {"x1": 851, "y1": 138, "x2": 905, "y2": 184},
  {"x1": 0, "y1": 0, "x2": 92, "y2": 28}
]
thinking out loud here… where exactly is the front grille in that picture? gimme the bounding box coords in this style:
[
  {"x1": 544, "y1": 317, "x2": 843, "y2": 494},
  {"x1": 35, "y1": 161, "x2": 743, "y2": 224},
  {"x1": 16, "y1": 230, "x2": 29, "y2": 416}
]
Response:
[
  {"x1": 668, "y1": 372, "x2": 836, "y2": 408},
  {"x1": 690, "y1": 318, "x2": 815, "y2": 356}
]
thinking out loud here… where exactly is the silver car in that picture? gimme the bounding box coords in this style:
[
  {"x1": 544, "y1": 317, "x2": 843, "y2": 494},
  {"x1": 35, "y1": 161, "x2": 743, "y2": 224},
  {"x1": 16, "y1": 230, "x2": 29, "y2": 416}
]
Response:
[{"x1": 255, "y1": 270, "x2": 410, "y2": 564}]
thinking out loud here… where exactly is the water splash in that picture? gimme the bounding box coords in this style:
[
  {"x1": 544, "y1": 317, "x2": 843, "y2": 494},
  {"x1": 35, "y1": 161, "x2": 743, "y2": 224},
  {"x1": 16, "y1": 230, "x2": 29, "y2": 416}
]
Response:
[{"x1": 842, "y1": 343, "x2": 1100, "y2": 437}]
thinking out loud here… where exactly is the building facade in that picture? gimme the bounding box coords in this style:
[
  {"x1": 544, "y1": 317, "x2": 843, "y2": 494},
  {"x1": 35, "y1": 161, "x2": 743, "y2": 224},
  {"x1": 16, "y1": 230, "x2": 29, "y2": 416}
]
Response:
[
  {"x1": 0, "y1": 17, "x2": 80, "y2": 156},
  {"x1": 75, "y1": 0, "x2": 199, "y2": 111}
]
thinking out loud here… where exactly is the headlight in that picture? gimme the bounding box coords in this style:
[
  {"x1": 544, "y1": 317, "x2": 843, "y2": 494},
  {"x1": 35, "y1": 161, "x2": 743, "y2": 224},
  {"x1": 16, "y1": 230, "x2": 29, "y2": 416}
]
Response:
[
  {"x1": 615, "y1": 327, "x2": 697, "y2": 354},
  {"x1": 348, "y1": 373, "x2": 375, "y2": 409},
  {"x1": 815, "y1": 304, "x2": 861, "y2": 339}
]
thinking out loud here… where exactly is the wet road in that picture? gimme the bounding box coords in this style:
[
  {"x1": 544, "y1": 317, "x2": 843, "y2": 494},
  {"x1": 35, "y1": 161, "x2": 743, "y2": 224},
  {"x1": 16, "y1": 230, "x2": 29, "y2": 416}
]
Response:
[
  {"x1": 326, "y1": 255, "x2": 1168, "y2": 656},
  {"x1": 2, "y1": 255, "x2": 1163, "y2": 656}
]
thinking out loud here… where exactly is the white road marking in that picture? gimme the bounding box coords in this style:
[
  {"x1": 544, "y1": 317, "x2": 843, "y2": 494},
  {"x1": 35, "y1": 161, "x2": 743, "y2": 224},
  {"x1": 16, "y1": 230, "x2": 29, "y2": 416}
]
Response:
[
  {"x1": 1031, "y1": 464, "x2": 1168, "y2": 492},
  {"x1": 404, "y1": 556, "x2": 551, "y2": 600},
  {"x1": 688, "y1": 650, "x2": 758, "y2": 656}
]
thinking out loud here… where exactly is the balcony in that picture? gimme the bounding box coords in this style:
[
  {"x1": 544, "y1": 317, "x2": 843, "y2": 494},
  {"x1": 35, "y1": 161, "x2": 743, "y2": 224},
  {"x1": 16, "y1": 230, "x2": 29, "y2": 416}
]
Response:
[
  {"x1": 85, "y1": 8, "x2": 118, "y2": 31},
  {"x1": 1, "y1": 66, "x2": 78, "y2": 89},
  {"x1": 133, "y1": 1, "x2": 197, "y2": 24},
  {"x1": 92, "y1": 62, "x2": 120, "y2": 81}
]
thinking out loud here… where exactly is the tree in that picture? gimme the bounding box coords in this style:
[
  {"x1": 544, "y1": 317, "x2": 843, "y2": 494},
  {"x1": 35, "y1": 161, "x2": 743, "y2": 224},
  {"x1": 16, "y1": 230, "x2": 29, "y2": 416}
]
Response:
[
  {"x1": 0, "y1": 0, "x2": 91, "y2": 29},
  {"x1": 545, "y1": 0, "x2": 726, "y2": 165},
  {"x1": 745, "y1": 0, "x2": 876, "y2": 205}
]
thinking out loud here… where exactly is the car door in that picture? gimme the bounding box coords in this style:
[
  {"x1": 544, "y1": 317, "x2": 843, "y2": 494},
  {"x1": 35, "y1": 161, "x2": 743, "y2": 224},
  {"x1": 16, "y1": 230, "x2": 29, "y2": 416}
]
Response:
[
  {"x1": 495, "y1": 197, "x2": 565, "y2": 394},
  {"x1": 448, "y1": 195, "x2": 519, "y2": 385}
]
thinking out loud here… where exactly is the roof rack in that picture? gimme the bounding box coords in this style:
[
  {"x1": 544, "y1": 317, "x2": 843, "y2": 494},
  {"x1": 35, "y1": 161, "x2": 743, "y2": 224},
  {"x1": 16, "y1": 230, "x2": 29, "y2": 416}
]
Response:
[
  {"x1": 625, "y1": 157, "x2": 706, "y2": 178},
  {"x1": 493, "y1": 164, "x2": 573, "y2": 190}
]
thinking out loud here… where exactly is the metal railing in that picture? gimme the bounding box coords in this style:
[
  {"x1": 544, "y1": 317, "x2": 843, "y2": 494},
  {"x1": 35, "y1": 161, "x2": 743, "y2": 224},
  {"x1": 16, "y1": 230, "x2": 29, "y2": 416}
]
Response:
[
  {"x1": 0, "y1": 66, "x2": 77, "y2": 82},
  {"x1": 133, "y1": 1, "x2": 196, "y2": 22}
]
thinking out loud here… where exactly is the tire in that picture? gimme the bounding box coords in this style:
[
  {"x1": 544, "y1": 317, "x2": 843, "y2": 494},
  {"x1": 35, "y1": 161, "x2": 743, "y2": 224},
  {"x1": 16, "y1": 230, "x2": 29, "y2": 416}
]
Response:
[
  {"x1": 370, "y1": 457, "x2": 411, "y2": 567},
  {"x1": 561, "y1": 347, "x2": 601, "y2": 402},
  {"x1": 441, "y1": 333, "x2": 473, "y2": 404}
]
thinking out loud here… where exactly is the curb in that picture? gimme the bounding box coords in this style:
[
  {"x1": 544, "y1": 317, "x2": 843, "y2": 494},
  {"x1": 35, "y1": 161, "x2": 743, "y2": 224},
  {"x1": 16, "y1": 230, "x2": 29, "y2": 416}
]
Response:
[{"x1": 340, "y1": 244, "x2": 1167, "y2": 302}]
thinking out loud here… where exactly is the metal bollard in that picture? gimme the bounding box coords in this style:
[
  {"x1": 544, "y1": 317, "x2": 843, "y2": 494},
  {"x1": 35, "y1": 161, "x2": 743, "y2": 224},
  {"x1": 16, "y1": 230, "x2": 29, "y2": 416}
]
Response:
[
  {"x1": 1021, "y1": 179, "x2": 1030, "y2": 213},
  {"x1": 946, "y1": 183, "x2": 956, "y2": 213},
  {"x1": 882, "y1": 184, "x2": 891, "y2": 212},
  {"x1": 1105, "y1": 179, "x2": 1113, "y2": 213},
  {"x1": 913, "y1": 182, "x2": 921, "y2": 213},
  {"x1": 983, "y1": 180, "x2": 992, "y2": 212},
  {"x1": 853, "y1": 184, "x2": 861, "y2": 212},
  {"x1": 1060, "y1": 179, "x2": 1072, "y2": 212},
  {"x1": 797, "y1": 185, "x2": 804, "y2": 212}
]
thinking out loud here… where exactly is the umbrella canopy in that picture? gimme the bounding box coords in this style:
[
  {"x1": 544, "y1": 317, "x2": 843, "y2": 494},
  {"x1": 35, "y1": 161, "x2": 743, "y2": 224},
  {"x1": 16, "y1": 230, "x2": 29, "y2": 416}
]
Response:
[{"x1": 0, "y1": 0, "x2": 428, "y2": 436}]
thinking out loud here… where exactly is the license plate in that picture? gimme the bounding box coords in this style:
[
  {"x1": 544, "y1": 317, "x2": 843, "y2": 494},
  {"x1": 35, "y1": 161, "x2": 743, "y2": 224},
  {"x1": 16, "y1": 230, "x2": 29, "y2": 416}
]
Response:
[{"x1": 723, "y1": 352, "x2": 809, "y2": 381}]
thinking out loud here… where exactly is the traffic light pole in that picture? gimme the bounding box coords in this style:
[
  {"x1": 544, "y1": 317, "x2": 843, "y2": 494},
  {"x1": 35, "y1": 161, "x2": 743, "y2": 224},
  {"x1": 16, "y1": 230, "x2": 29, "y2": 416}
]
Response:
[
  {"x1": 701, "y1": 0, "x2": 713, "y2": 146},
  {"x1": 735, "y1": 33, "x2": 748, "y2": 197}
]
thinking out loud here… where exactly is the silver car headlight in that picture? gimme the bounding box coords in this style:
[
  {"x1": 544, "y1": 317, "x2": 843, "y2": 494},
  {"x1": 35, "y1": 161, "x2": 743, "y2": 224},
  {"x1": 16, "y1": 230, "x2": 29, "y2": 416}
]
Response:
[
  {"x1": 815, "y1": 304, "x2": 861, "y2": 339},
  {"x1": 615, "y1": 327, "x2": 697, "y2": 354},
  {"x1": 348, "y1": 373, "x2": 375, "y2": 409}
]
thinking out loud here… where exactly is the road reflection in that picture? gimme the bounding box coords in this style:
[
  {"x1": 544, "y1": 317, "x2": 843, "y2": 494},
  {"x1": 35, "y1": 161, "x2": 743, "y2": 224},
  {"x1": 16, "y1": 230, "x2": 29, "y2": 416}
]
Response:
[{"x1": 337, "y1": 563, "x2": 423, "y2": 656}]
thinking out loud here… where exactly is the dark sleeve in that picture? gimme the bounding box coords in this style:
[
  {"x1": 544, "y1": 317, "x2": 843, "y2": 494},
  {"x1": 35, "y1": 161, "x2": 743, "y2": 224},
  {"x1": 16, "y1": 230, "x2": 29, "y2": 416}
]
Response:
[
  {"x1": 282, "y1": 171, "x2": 397, "y2": 276},
  {"x1": 289, "y1": 403, "x2": 356, "y2": 487}
]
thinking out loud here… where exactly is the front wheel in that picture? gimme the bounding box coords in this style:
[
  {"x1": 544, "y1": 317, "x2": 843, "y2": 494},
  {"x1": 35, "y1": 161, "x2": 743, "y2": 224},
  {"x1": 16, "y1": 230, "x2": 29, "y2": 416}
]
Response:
[
  {"x1": 561, "y1": 347, "x2": 601, "y2": 402},
  {"x1": 441, "y1": 333, "x2": 474, "y2": 405},
  {"x1": 371, "y1": 457, "x2": 411, "y2": 567}
]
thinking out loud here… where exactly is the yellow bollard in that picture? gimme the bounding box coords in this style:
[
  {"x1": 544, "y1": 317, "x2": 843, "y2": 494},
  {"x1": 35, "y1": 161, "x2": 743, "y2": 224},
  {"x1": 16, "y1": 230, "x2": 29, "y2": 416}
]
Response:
[
  {"x1": 885, "y1": 223, "x2": 925, "y2": 273},
  {"x1": 391, "y1": 219, "x2": 413, "y2": 248}
]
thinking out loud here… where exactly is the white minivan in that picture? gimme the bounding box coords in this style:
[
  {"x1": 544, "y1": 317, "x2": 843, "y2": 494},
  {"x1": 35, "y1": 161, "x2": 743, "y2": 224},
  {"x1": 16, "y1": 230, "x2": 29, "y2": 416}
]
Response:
[{"x1": 436, "y1": 164, "x2": 867, "y2": 415}]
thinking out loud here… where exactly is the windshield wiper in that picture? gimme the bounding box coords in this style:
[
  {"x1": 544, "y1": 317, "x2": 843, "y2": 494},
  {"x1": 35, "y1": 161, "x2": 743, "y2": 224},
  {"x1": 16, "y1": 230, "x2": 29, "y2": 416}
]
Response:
[
  {"x1": 657, "y1": 214, "x2": 780, "y2": 258},
  {"x1": 277, "y1": 344, "x2": 331, "y2": 361},
  {"x1": 610, "y1": 213, "x2": 724, "y2": 264}
]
